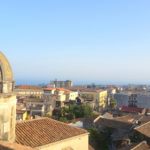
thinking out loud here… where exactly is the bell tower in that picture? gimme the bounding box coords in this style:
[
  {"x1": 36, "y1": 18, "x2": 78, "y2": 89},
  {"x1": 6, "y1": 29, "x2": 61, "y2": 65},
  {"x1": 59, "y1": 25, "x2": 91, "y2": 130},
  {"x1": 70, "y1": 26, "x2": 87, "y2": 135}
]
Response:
[{"x1": 0, "y1": 51, "x2": 16, "y2": 142}]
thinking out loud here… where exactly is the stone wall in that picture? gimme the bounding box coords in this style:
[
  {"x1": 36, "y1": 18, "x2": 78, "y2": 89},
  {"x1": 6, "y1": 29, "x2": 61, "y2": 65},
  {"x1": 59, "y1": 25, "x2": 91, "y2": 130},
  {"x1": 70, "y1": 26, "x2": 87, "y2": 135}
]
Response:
[{"x1": 0, "y1": 95, "x2": 16, "y2": 142}]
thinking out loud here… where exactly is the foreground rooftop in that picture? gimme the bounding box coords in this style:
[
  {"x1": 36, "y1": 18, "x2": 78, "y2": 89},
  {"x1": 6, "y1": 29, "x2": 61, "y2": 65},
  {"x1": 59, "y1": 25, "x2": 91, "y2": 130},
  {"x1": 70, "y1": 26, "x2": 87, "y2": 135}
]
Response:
[
  {"x1": 135, "y1": 121, "x2": 150, "y2": 138},
  {"x1": 16, "y1": 117, "x2": 88, "y2": 148}
]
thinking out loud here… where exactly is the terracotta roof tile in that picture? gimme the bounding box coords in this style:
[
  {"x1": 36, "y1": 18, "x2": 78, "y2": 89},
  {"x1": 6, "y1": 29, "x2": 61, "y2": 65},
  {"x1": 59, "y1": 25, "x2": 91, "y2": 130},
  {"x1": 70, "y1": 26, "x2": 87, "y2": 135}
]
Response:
[
  {"x1": 56, "y1": 88, "x2": 72, "y2": 93},
  {"x1": 44, "y1": 87, "x2": 73, "y2": 93},
  {"x1": 131, "y1": 141, "x2": 150, "y2": 150},
  {"x1": 135, "y1": 121, "x2": 150, "y2": 138},
  {"x1": 95, "y1": 117, "x2": 133, "y2": 128},
  {"x1": 15, "y1": 85, "x2": 42, "y2": 90},
  {"x1": 119, "y1": 106, "x2": 144, "y2": 113},
  {"x1": 15, "y1": 117, "x2": 88, "y2": 148},
  {"x1": 95, "y1": 114, "x2": 141, "y2": 128},
  {"x1": 16, "y1": 110, "x2": 26, "y2": 114},
  {"x1": 118, "y1": 141, "x2": 150, "y2": 150}
]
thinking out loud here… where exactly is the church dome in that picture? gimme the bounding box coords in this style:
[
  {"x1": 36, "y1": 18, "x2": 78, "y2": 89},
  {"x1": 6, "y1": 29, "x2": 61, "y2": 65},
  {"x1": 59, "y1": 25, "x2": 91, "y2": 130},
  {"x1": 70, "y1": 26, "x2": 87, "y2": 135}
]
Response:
[
  {"x1": 0, "y1": 51, "x2": 14, "y2": 93},
  {"x1": 0, "y1": 51, "x2": 14, "y2": 81}
]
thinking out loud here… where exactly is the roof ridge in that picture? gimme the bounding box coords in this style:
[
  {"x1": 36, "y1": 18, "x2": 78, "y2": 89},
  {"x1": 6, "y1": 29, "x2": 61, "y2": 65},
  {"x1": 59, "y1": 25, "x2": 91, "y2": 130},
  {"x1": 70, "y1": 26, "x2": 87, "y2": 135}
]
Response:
[
  {"x1": 134, "y1": 120, "x2": 150, "y2": 130},
  {"x1": 16, "y1": 117, "x2": 48, "y2": 124},
  {"x1": 16, "y1": 117, "x2": 88, "y2": 133},
  {"x1": 47, "y1": 118, "x2": 88, "y2": 132},
  {"x1": 15, "y1": 117, "x2": 88, "y2": 147},
  {"x1": 131, "y1": 141, "x2": 147, "y2": 150}
]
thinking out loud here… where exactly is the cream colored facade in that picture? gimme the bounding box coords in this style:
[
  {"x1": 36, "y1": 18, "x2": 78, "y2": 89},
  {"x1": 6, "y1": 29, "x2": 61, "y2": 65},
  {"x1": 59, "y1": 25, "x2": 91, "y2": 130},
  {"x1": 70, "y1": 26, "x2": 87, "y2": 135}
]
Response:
[
  {"x1": 37, "y1": 133, "x2": 89, "y2": 150},
  {"x1": 79, "y1": 90, "x2": 107, "y2": 110},
  {"x1": 68, "y1": 92, "x2": 78, "y2": 101},
  {"x1": 0, "y1": 51, "x2": 17, "y2": 143},
  {"x1": 0, "y1": 95, "x2": 16, "y2": 142},
  {"x1": 98, "y1": 90, "x2": 107, "y2": 109},
  {"x1": 43, "y1": 88, "x2": 78, "y2": 102},
  {"x1": 15, "y1": 89, "x2": 44, "y2": 98}
]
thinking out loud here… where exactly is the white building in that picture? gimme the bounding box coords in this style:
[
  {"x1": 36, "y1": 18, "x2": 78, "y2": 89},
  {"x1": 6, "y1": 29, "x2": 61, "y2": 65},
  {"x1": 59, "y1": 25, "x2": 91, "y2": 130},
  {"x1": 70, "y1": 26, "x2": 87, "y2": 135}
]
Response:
[
  {"x1": 114, "y1": 93, "x2": 129, "y2": 108},
  {"x1": 114, "y1": 93, "x2": 150, "y2": 109}
]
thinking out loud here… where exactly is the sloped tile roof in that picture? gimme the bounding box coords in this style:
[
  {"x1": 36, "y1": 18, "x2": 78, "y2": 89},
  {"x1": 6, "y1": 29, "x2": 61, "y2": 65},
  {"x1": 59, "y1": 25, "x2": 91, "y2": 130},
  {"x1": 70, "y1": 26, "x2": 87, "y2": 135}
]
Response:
[
  {"x1": 56, "y1": 88, "x2": 73, "y2": 93},
  {"x1": 135, "y1": 121, "x2": 150, "y2": 138},
  {"x1": 131, "y1": 141, "x2": 150, "y2": 150},
  {"x1": 94, "y1": 114, "x2": 142, "y2": 129},
  {"x1": 95, "y1": 117, "x2": 133, "y2": 128},
  {"x1": 16, "y1": 110, "x2": 26, "y2": 114},
  {"x1": 44, "y1": 87, "x2": 73, "y2": 93},
  {"x1": 119, "y1": 106, "x2": 144, "y2": 113},
  {"x1": 15, "y1": 85, "x2": 42, "y2": 90},
  {"x1": 44, "y1": 87, "x2": 55, "y2": 91},
  {"x1": 15, "y1": 117, "x2": 88, "y2": 148},
  {"x1": 118, "y1": 141, "x2": 150, "y2": 150}
]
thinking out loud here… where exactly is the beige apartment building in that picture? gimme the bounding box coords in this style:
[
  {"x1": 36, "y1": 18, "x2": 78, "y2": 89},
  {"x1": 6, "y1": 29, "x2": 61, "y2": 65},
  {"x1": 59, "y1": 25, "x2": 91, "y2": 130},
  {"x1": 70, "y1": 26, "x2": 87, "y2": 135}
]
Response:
[
  {"x1": 43, "y1": 87, "x2": 78, "y2": 107},
  {"x1": 15, "y1": 85, "x2": 44, "y2": 98},
  {"x1": 52, "y1": 80, "x2": 73, "y2": 88},
  {"x1": 79, "y1": 89, "x2": 107, "y2": 110}
]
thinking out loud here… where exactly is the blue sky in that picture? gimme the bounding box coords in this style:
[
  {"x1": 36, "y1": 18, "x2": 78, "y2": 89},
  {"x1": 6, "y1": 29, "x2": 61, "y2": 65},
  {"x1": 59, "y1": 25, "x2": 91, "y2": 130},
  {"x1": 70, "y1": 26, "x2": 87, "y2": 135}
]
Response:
[{"x1": 0, "y1": 0, "x2": 150, "y2": 85}]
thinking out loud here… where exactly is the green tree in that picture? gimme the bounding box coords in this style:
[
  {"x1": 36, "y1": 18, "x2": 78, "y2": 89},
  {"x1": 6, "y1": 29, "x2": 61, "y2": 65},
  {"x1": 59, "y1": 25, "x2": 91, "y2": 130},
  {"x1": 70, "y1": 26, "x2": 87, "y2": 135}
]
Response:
[
  {"x1": 80, "y1": 104, "x2": 94, "y2": 118},
  {"x1": 110, "y1": 99, "x2": 117, "y2": 109},
  {"x1": 54, "y1": 104, "x2": 95, "y2": 121},
  {"x1": 88, "y1": 128, "x2": 111, "y2": 150},
  {"x1": 44, "y1": 114, "x2": 51, "y2": 118},
  {"x1": 59, "y1": 117, "x2": 68, "y2": 122}
]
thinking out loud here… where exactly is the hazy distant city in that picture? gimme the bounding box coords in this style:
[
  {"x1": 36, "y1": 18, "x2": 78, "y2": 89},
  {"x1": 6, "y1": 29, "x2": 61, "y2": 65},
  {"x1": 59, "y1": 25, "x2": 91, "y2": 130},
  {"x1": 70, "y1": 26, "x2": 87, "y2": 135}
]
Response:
[{"x1": 1, "y1": 0, "x2": 150, "y2": 150}]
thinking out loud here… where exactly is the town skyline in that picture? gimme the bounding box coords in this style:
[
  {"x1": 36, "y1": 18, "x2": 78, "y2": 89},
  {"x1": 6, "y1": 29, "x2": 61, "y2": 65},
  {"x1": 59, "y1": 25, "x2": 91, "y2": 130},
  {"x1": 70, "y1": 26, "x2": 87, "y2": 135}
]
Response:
[{"x1": 1, "y1": 0, "x2": 150, "y2": 84}]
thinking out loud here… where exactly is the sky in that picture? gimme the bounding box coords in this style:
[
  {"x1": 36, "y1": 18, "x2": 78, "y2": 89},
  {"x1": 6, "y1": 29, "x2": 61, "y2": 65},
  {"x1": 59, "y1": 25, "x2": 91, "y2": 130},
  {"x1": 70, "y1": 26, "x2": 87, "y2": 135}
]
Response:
[{"x1": 0, "y1": 0, "x2": 150, "y2": 85}]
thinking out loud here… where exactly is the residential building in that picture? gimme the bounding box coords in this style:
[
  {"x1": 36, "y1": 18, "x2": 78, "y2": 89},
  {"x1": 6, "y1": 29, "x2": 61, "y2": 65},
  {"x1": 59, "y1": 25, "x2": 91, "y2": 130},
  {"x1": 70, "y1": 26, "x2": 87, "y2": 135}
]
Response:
[
  {"x1": 119, "y1": 106, "x2": 146, "y2": 114},
  {"x1": 51, "y1": 80, "x2": 73, "y2": 88},
  {"x1": 114, "y1": 93, "x2": 129, "y2": 108},
  {"x1": 16, "y1": 110, "x2": 27, "y2": 121},
  {"x1": 23, "y1": 98, "x2": 46, "y2": 117},
  {"x1": 114, "y1": 93, "x2": 150, "y2": 109},
  {"x1": 79, "y1": 89, "x2": 107, "y2": 110},
  {"x1": 43, "y1": 87, "x2": 78, "y2": 108},
  {"x1": 15, "y1": 85, "x2": 44, "y2": 98}
]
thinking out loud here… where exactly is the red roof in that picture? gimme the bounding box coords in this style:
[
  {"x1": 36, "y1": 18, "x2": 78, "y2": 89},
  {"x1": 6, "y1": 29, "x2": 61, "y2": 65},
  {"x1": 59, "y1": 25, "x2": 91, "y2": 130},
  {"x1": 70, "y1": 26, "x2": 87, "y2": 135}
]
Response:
[
  {"x1": 56, "y1": 88, "x2": 72, "y2": 93},
  {"x1": 16, "y1": 110, "x2": 26, "y2": 114},
  {"x1": 15, "y1": 118, "x2": 88, "y2": 148},
  {"x1": 119, "y1": 106, "x2": 144, "y2": 113},
  {"x1": 44, "y1": 87, "x2": 55, "y2": 91}
]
